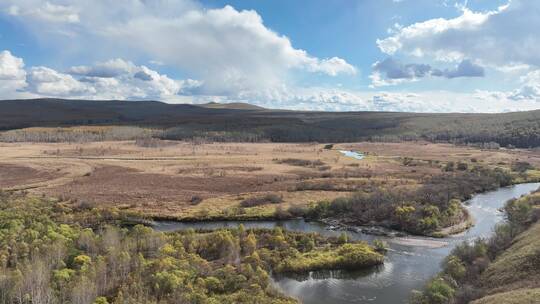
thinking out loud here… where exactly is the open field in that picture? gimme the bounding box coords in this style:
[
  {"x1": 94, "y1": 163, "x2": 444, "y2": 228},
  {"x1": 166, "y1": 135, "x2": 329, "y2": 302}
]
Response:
[{"x1": 1, "y1": 140, "x2": 539, "y2": 222}]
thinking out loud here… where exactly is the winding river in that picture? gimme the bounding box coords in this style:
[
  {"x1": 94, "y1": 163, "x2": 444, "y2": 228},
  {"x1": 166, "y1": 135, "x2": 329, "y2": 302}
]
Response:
[{"x1": 154, "y1": 182, "x2": 540, "y2": 304}]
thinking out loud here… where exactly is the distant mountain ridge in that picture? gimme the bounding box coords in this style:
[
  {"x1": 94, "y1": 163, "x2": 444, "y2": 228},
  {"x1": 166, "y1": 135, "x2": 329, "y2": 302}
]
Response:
[
  {"x1": 0, "y1": 98, "x2": 256, "y2": 129},
  {"x1": 1, "y1": 98, "x2": 540, "y2": 147},
  {"x1": 199, "y1": 101, "x2": 266, "y2": 110}
]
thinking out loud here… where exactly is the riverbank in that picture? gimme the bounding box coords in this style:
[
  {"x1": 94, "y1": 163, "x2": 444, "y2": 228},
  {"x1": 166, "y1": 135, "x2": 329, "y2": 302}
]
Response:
[
  {"x1": 146, "y1": 178, "x2": 512, "y2": 239},
  {"x1": 435, "y1": 208, "x2": 474, "y2": 237},
  {"x1": 149, "y1": 183, "x2": 540, "y2": 304},
  {"x1": 318, "y1": 211, "x2": 473, "y2": 239},
  {"x1": 413, "y1": 185, "x2": 540, "y2": 304},
  {"x1": 304, "y1": 167, "x2": 540, "y2": 237},
  {"x1": 147, "y1": 172, "x2": 540, "y2": 247}
]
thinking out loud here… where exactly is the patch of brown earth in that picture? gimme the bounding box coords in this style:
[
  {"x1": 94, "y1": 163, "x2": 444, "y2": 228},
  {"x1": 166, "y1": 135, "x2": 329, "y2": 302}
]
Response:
[
  {"x1": 44, "y1": 165, "x2": 296, "y2": 207},
  {"x1": 0, "y1": 163, "x2": 61, "y2": 189}
]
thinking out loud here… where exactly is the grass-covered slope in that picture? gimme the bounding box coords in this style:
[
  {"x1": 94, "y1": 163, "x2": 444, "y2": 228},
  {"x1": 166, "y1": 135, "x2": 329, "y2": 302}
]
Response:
[
  {"x1": 470, "y1": 190, "x2": 540, "y2": 302},
  {"x1": 471, "y1": 288, "x2": 540, "y2": 304},
  {"x1": 413, "y1": 188, "x2": 540, "y2": 304},
  {"x1": 478, "y1": 221, "x2": 540, "y2": 294}
]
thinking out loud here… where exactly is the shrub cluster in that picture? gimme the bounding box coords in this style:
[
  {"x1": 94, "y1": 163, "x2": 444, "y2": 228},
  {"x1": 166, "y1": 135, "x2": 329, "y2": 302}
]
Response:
[
  {"x1": 275, "y1": 158, "x2": 326, "y2": 168},
  {"x1": 305, "y1": 166, "x2": 515, "y2": 235},
  {"x1": 240, "y1": 194, "x2": 283, "y2": 208}
]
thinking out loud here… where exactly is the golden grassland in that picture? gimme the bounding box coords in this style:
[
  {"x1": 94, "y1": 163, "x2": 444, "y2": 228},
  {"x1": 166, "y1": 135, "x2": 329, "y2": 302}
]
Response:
[
  {"x1": 413, "y1": 189, "x2": 540, "y2": 304},
  {"x1": 1, "y1": 139, "x2": 539, "y2": 222},
  {"x1": 471, "y1": 288, "x2": 540, "y2": 304},
  {"x1": 478, "y1": 201, "x2": 540, "y2": 295},
  {"x1": 484, "y1": 222, "x2": 540, "y2": 287},
  {"x1": 471, "y1": 218, "x2": 540, "y2": 303}
]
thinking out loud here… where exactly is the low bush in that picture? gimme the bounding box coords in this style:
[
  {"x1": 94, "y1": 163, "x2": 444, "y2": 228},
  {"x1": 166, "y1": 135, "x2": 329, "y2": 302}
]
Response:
[
  {"x1": 276, "y1": 158, "x2": 326, "y2": 168},
  {"x1": 134, "y1": 137, "x2": 174, "y2": 148},
  {"x1": 287, "y1": 205, "x2": 308, "y2": 217},
  {"x1": 373, "y1": 239, "x2": 388, "y2": 252},
  {"x1": 511, "y1": 161, "x2": 533, "y2": 173},
  {"x1": 275, "y1": 243, "x2": 383, "y2": 273},
  {"x1": 457, "y1": 162, "x2": 468, "y2": 171},
  {"x1": 190, "y1": 195, "x2": 204, "y2": 205},
  {"x1": 295, "y1": 181, "x2": 338, "y2": 191},
  {"x1": 240, "y1": 194, "x2": 283, "y2": 208}
]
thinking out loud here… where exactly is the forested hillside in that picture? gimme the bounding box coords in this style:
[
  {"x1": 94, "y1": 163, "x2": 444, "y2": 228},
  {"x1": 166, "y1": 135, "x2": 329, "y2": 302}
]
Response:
[{"x1": 1, "y1": 99, "x2": 540, "y2": 147}]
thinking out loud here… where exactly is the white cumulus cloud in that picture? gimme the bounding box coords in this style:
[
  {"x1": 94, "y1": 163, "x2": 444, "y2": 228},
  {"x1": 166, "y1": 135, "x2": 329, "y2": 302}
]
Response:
[
  {"x1": 506, "y1": 70, "x2": 540, "y2": 101},
  {"x1": 0, "y1": 50, "x2": 28, "y2": 97},
  {"x1": 22, "y1": 57, "x2": 202, "y2": 101},
  {"x1": 376, "y1": 1, "x2": 540, "y2": 67},
  {"x1": 7, "y1": 1, "x2": 79, "y2": 23},
  {"x1": 27, "y1": 66, "x2": 93, "y2": 96},
  {"x1": 0, "y1": 1, "x2": 356, "y2": 97},
  {"x1": 0, "y1": 50, "x2": 26, "y2": 80},
  {"x1": 371, "y1": 0, "x2": 540, "y2": 107}
]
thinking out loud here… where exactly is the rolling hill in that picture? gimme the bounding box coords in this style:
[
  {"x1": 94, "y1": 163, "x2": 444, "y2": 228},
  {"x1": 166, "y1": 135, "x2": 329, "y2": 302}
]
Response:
[
  {"x1": 1, "y1": 98, "x2": 540, "y2": 147},
  {"x1": 199, "y1": 101, "x2": 267, "y2": 110}
]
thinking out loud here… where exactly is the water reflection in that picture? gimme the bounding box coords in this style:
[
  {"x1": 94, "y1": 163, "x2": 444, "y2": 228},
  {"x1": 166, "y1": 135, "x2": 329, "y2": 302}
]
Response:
[
  {"x1": 339, "y1": 150, "x2": 365, "y2": 160},
  {"x1": 275, "y1": 266, "x2": 385, "y2": 282}
]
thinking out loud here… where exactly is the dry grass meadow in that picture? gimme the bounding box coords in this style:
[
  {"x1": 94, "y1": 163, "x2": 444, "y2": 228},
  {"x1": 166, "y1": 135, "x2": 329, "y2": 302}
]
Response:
[{"x1": 1, "y1": 140, "x2": 539, "y2": 220}]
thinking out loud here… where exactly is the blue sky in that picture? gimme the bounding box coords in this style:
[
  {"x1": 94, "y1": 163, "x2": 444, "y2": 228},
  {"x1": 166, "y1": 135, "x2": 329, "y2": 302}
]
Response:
[{"x1": 0, "y1": 0, "x2": 539, "y2": 112}]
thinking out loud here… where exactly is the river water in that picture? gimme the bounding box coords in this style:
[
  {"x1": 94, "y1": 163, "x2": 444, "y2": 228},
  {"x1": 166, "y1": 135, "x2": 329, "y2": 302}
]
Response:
[
  {"x1": 339, "y1": 150, "x2": 365, "y2": 160},
  {"x1": 153, "y1": 182, "x2": 540, "y2": 304}
]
